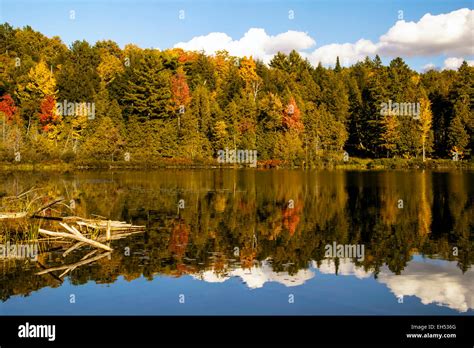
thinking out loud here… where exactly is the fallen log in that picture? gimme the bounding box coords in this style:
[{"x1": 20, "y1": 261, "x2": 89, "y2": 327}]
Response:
[
  {"x1": 0, "y1": 212, "x2": 28, "y2": 219},
  {"x1": 31, "y1": 215, "x2": 64, "y2": 221},
  {"x1": 38, "y1": 224, "x2": 112, "y2": 252}
]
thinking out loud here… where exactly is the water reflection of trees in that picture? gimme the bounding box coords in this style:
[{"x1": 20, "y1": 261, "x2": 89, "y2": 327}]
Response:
[{"x1": 0, "y1": 170, "x2": 472, "y2": 301}]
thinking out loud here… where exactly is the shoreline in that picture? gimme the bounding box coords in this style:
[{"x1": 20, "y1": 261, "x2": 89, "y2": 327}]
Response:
[{"x1": 1, "y1": 158, "x2": 473, "y2": 171}]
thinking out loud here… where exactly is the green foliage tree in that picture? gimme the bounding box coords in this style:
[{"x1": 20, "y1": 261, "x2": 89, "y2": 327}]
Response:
[
  {"x1": 82, "y1": 116, "x2": 124, "y2": 160},
  {"x1": 122, "y1": 50, "x2": 172, "y2": 121}
]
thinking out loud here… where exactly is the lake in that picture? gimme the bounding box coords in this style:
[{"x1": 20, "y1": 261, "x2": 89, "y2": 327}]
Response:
[{"x1": 0, "y1": 169, "x2": 472, "y2": 315}]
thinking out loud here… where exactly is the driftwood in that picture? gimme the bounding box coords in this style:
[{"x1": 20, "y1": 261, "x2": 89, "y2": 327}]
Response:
[
  {"x1": 33, "y1": 216, "x2": 145, "y2": 257},
  {"x1": 2, "y1": 192, "x2": 146, "y2": 272},
  {"x1": 0, "y1": 212, "x2": 28, "y2": 219},
  {"x1": 39, "y1": 224, "x2": 112, "y2": 252}
]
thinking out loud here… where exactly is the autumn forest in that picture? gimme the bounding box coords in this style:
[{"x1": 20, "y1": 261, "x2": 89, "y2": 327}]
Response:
[{"x1": 0, "y1": 23, "x2": 473, "y2": 166}]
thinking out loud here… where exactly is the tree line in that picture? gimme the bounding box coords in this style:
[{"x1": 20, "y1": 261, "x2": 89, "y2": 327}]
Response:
[{"x1": 0, "y1": 24, "x2": 472, "y2": 165}]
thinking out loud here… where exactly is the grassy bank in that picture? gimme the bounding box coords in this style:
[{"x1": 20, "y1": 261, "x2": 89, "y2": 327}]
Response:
[{"x1": 0, "y1": 157, "x2": 473, "y2": 171}]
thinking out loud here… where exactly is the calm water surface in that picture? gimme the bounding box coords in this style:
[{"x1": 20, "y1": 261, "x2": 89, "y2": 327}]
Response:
[{"x1": 0, "y1": 169, "x2": 472, "y2": 315}]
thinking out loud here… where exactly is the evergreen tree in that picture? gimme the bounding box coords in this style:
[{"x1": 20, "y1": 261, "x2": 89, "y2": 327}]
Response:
[
  {"x1": 122, "y1": 50, "x2": 172, "y2": 121},
  {"x1": 334, "y1": 56, "x2": 342, "y2": 73},
  {"x1": 57, "y1": 40, "x2": 99, "y2": 102},
  {"x1": 447, "y1": 95, "x2": 471, "y2": 155}
]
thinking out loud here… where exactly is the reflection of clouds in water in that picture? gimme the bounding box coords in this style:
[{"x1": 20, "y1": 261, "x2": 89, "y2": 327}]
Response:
[
  {"x1": 377, "y1": 260, "x2": 474, "y2": 313},
  {"x1": 192, "y1": 260, "x2": 315, "y2": 289},
  {"x1": 315, "y1": 259, "x2": 372, "y2": 279},
  {"x1": 316, "y1": 257, "x2": 473, "y2": 313},
  {"x1": 192, "y1": 257, "x2": 473, "y2": 312}
]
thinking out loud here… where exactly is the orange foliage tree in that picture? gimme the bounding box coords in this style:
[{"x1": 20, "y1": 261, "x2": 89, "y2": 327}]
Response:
[
  {"x1": 171, "y1": 68, "x2": 191, "y2": 129},
  {"x1": 282, "y1": 97, "x2": 304, "y2": 132},
  {"x1": 171, "y1": 68, "x2": 191, "y2": 108}
]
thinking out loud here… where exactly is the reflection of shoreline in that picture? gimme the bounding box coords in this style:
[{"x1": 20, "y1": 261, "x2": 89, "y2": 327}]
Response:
[{"x1": 192, "y1": 257, "x2": 473, "y2": 313}]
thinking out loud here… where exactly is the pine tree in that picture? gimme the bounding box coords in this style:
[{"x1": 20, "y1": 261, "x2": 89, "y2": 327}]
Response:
[
  {"x1": 191, "y1": 85, "x2": 212, "y2": 138},
  {"x1": 447, "y1": 95, "x2": 470, "y2": 155},
  {"x1": 57, "y1": 40, "x2": 99, "y2": 102},
  {"x1": 122, "y1": 50, "x2": 172, "y2": 121},
  {"x1": 363, "y1": 59, "x2": 389, "y2": 156},
  {"x1": 334, "y1": 56, "x2": 342, "y2": 73}
]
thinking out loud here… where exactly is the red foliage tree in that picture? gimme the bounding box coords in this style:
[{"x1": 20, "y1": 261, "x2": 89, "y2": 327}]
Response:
[
  {"x1": 0, "y1": 94, "x2": 17, "y2": 124},
  {"x1": 38, "y1": 95, "x2": 60, "y2": 131}
]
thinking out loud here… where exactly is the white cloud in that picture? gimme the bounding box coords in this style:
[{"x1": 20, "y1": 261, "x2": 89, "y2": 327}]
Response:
[
  {"x1": 378, "y1": 8, "x2": 474, "y2": 57},
  {"x1": 307, "y1": 8, "x2": 474, "y2": 67},
  {"x1": 173, "y1": 8, "x2": 474, "y2": 69},
  {"x1": 262, "y1": 30, "x2": 315, "y2": 54},
  {"x1": 174, "y1": 32, "x2": 234, "y2": 55},
  {"x1": 422, "y1": 63, "x2": 438, "y2": 71},
  {"x1": 305, "y1": 39, "x2": 378, "y2": 67},
  {"x1": 174, "y1": 28, "x2": 315, "y2": 63},
  {"x1": 443, "y1": 57, "x2": 474, "y2": 70}
]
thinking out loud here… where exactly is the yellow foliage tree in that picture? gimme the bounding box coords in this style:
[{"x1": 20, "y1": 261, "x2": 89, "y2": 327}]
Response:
[
  {"x1": 97, "y1": 53, "x2": 124, "y2": 85},
  {"x1": 25, "y1": 60, "x2": 57, "y2": 99},
  {"x1": 418, "y1": 97, "x2": 432, "y2": 162},
  {"x1": 380, "y1": 112, "x2": 399, "y2": 158},
  {"x1": 239, "y1": 56, "x2": 262, "y2": 101}
]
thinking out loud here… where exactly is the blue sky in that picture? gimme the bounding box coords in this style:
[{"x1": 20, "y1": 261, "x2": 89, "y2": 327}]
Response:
[{"x1": 0, "y1": 0, "x2": 472, "y2": 70}]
